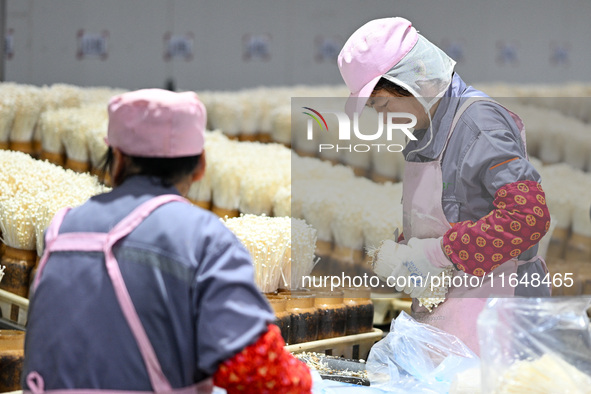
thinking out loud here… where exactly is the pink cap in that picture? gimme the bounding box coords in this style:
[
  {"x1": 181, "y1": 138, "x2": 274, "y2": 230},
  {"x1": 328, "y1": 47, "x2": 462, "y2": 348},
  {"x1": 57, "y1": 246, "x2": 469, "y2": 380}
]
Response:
[
  {"x1": 338, "y1": 17, "x2": 418, "y2": 117},
  {"x1": 107, "y1": 88, "x2": 206, "y2": 157}
]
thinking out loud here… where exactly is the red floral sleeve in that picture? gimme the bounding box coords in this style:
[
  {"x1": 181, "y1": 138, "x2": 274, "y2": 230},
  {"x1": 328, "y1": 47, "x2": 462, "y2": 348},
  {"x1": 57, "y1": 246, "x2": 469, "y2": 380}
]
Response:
[
  {"x1": 442, "y1": 180, "x2": 550, "y2": 276},
  {"x1": 213, "y1": 324, "x2": 312, "y2": 393}
]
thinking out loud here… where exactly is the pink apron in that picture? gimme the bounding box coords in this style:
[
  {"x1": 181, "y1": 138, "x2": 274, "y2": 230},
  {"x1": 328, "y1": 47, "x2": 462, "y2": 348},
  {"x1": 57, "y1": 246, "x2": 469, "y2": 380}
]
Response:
[
  {"x1": 27, "y1": 195, "x2": 214, "y2": 394},
  {"x1": 404, "y1": 97, "x2": 546, "y2": 355}
]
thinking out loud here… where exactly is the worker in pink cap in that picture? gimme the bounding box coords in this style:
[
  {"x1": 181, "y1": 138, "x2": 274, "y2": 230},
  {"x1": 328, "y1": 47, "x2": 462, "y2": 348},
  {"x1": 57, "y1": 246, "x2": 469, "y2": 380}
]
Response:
[
  {"x1": 23, "y1": 89, "x2": 311, "y2": 393},
  {"x1": 338, "y1": 18, "x2": 551, "y2": 354}
]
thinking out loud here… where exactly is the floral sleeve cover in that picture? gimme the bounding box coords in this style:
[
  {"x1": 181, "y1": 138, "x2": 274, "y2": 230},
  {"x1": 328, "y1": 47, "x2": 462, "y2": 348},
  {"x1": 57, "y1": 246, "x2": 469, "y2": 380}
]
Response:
[
  {"x1": 442, "y1": 180, "x2": 550, "y2": 276},
  {"x1": 213, "y1": 324, "x2": 312, "y2": 393}
]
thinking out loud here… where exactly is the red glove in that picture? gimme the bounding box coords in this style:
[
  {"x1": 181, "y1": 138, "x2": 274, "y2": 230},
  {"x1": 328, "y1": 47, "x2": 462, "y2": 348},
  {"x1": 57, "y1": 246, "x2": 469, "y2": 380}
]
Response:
[{"x1": 213, "y1": 324, "x2": 312, "y2": 393}]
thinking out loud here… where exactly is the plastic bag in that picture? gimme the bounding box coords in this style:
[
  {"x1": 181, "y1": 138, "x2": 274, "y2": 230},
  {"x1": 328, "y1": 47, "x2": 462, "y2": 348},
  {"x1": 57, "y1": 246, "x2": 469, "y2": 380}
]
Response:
[
  {"x1": 366, "y1": 311, "x2": 480, "y2": 393},
  {"x1": 477, "y1": 297, "x2": 591, "y2": 393}
]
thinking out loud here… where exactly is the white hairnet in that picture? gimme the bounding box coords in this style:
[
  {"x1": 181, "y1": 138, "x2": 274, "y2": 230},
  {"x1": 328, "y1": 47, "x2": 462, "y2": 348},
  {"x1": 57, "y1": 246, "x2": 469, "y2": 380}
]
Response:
[
  {"x1": 382, "y1": 34, "x2": 456, "y2": 155},
  {"x1": 382, "y1": 34, "x2": 456, "y2": 111}
]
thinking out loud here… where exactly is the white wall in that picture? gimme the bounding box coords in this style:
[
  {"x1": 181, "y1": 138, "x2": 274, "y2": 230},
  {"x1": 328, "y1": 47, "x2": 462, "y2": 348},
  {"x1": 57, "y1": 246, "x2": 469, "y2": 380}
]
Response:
[{"x1": 5, "y1": 0, "x2": 591, "y2": 91}]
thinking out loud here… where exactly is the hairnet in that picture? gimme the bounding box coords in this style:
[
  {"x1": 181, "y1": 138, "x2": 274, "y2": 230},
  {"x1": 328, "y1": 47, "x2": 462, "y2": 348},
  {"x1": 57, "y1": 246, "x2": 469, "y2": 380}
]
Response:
[{"x1": 382, "y1": 34, "x2": 456, "y2": 112}]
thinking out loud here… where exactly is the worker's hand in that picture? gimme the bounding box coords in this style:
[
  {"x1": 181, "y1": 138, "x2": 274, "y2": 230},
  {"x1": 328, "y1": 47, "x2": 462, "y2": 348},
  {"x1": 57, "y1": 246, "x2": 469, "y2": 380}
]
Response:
[{"x1": 372, "y1": 237, "x2": 453, "y2": 298}]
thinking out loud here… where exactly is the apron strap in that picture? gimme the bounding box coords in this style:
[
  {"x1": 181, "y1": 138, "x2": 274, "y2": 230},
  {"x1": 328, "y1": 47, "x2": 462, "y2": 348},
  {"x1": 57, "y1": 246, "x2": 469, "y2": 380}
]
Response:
[
  {"x1": 34, "y1": 232, "x2": 109, "y2": 288},
  {"x1": 437, "y1": 97, "x2": 495, "y2": 161},
  {"x1": 103, "y1": 194, "x2": 188, "y2": 393},
  {"x1": 518, "y1": 254, "x2": 548, "y2": 276},
  {"x1": 437, "y1": 96, "x2": 527, "y2": 161},
  {"x1": 31, "y1": 194, "x2": 190, "y2": 393},
  {"x1": 27, "y1": 371, "x2": 45, "y2": 394},
  {"x1": 44, "y1": 207, "x2": 71, "y2": 244},
  {"x1": 45, "y1": 233, "x2": 108, "y2": 253}
]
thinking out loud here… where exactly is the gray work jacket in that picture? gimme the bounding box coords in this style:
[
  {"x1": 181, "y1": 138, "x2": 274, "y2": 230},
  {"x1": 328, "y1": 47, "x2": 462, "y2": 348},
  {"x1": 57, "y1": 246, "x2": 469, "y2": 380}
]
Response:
[
  {"x1": 404, "y1": 73, "x2": 549, "y2": 296},
  {"x1": 23, "y1": 175, "x2": 274, "y2": 390}
]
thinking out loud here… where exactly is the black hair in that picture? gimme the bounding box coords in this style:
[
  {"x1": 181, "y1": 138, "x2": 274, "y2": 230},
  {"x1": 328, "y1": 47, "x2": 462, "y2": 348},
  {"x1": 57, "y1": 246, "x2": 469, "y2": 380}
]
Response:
[
  {"x1": 372, "y1": 78, "x2": 413, "y2": 97},
  {"x1": 99, "y1": 147, "x2": 202, "y2": 188}
]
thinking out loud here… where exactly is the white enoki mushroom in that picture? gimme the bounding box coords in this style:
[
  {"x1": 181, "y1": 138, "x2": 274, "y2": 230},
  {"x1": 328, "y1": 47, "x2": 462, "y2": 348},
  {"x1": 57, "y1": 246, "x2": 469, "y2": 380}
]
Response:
[
  {"x1": 195, "y1": 84, "x2": 349, "y2": 145},
  {"x1": 42, "y1": 83, "x2": 83, "y2": 111},
  {"x1": 251, "y1": 88, "x2": 275, "y2": 136},
  {"x1": 297, "y1": 179, "x2": 345, "y2": 247},
  {"x1": 238, "y1": 143, "x2": 291, "y2": 215},
  {"x1": 269, "y1": 105, "x2": 292, "y2": 146},
  {"x1": 187, "y1": 175, "x2": 212, "y2": 204},
  {"x1": 239, "y1": 166, "x2": 288, "y2": 215},
  {"x1": 209, "y1": 138, "x2": 245, "y2": 211},
  {"x1": 187, "y1": 130, "x2": 229, "y2": 203},
  {"x1": 541, "y1": 163, "x2": 578, "y2": 236},
  {"x1": 329, "y1": 178, "x2": 372, "y2": 253},
  {"x1": 33, "y1": 83, "x2": 84, "y2": 147},
  {"x1": 208, "y1": 93, "x2": 242, "y2": 138},
  {"x1": 562, "y1": 121, "x2": 591, "y2": 171},
  {"x1": 416, "y1": 266, "x2": 455, "y2": 312},
  {"x1": 495, "y1": 354, "x2": 591, "y2": 393},
  {"x1": 61, "y1": 104, "x2": 108, "y2": 163},
  {"x1": 223, "y1": 215, "x2": 292, "y2": 293},
  {"x1": 283, "y1": 218, "x2": 317, "y2": 290},
  {"x1": 0, "y1": 196, "x2": 38, "y2": 250},
  {"x1": 361, "y1": 182, "x2": 403, "y2": 251},
  {"x1": 236, "y1": 91, "x2": 261, "y2": 137},
  {"x1": 541, "y1": 162, "x2": 591, "y2": 245},
  {"x1": 223, "y1": 215, "x2": 316, "y2": 292},
  {"x1": 10, "y1": 85, "x2": 43, "y2": 143},
  {"x1": 87, "y1": 125, "x2": 109, "y2": 170},
  {"x1": 0, "y1": 150, "x2": 108, "y2": 254},
  {"x1": 38, "y1": 107, "x2": 73, "y2": 154},
  {"x1": 272, "y1": 185, "x2": 291, "y2": 217},
  {"x1": 0, "y1": 86, "x2": 16, "y2": 144},
  {"x1": 194, "y1": 90, "x2": 216, "y2": 130},
  {"x1": 290, "y1": 156, "x2": 355, "y2": 226},
  {"x1": 291, "y1": 153, "x2": 355, "y2": 182},
  {"x1": 61, "y1": 115, "x2": 89, "y2": 163},
  {"x1": 207, "y1": 136, "x2": 291, "y2": 213},
  {"x1": 80, "y1": 86, "x2": 127, "y2": 105},
  {"x1": 291, "y1": 107, "x2": 319, "y2": 156}
]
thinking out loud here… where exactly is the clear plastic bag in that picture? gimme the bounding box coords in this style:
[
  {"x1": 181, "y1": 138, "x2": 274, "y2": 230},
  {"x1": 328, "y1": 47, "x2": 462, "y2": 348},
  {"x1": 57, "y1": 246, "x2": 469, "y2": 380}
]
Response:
[
  {"x1": 477, "y1": 297, "x2": 591, "y2": 393},
  {"x1": 366, "y1": 311, "x2": 480, "y2": 393}
]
